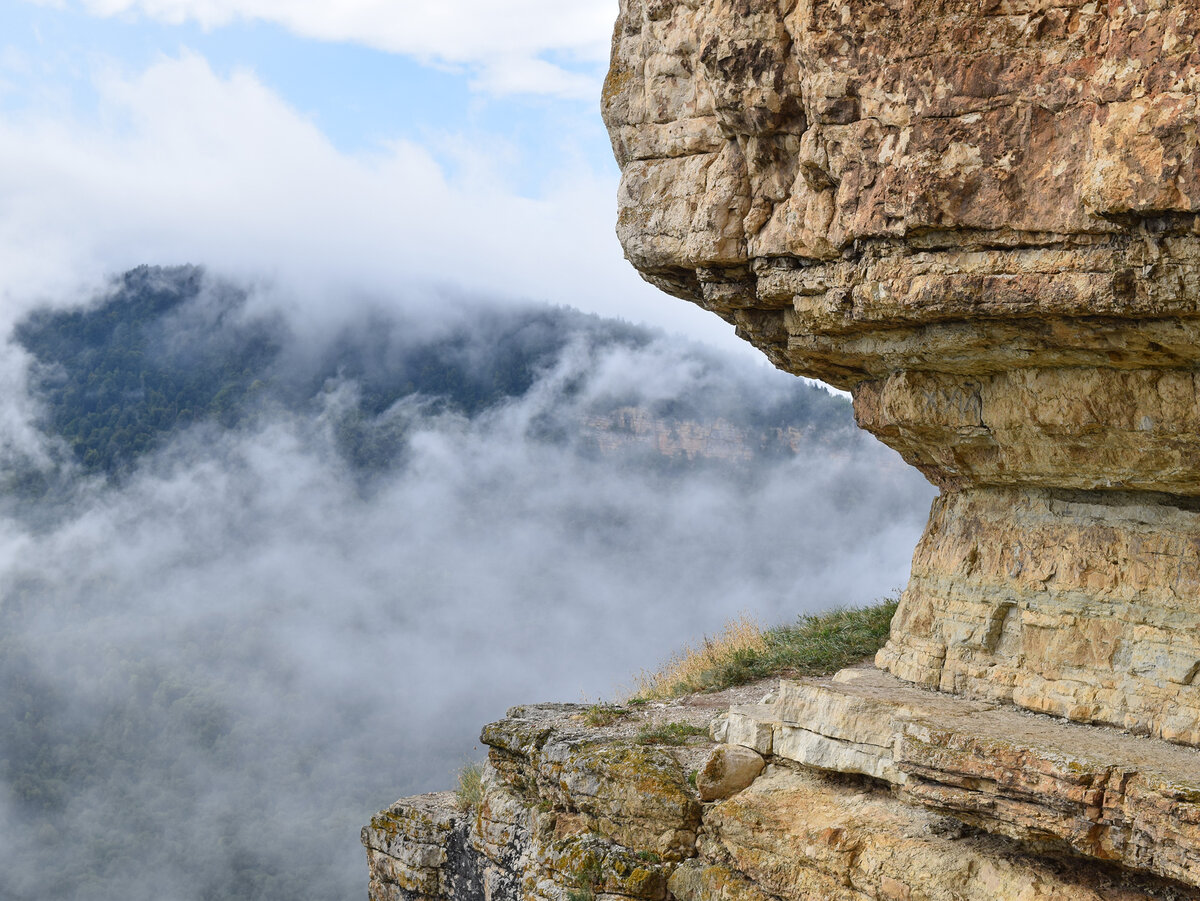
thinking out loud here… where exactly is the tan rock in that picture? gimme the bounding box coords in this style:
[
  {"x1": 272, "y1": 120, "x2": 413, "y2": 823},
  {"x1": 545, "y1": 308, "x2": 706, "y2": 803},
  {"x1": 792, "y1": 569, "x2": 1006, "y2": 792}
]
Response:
[
  {"x1": 696, "y1": 745, "x2": 765, "y2": 801},
  {"x1": 729, "y1": 667, "x2": 1200, "y2": 888},
  {"x1": 604, "y1": 0, "x2": 1200, "y2": 745},
  {"x1": 720, "y1": 710, "x2": 773, "y2": 756},
  {"x1": 876, "y1": 487, "x2": 1200, "y2": 744},
  {"x1": 362, "y1": 791, "x2": 481, "y2": 901},
  {"x1": 363, "y1": 687, "x2": 1192, "y2": 901},
  {"x1": 698, "y1": 767, "x2": 1179, "y2": 901},
  {"x1": 482, "y1": 705, "x2": 701, "y2": 860},
  {"x1": 367, "y1": 7, "x2": 1200, "y2": 898}
]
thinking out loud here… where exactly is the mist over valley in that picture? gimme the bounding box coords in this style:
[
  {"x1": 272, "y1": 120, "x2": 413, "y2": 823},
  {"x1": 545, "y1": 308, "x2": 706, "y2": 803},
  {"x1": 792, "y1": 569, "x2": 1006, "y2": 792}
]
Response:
[{"x1": 0, "y1": 267, "x2": 934, "y2": 900}]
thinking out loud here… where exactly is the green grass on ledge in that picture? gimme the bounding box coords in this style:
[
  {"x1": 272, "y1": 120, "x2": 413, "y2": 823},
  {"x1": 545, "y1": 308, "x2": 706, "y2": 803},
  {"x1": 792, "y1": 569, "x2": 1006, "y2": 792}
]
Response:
[
  {"x1": 454, "y1": 763, "x2": 485, "y2": 811},
  {"x1": 633, "y1": 598, "x2": 899, "y2": 700}
]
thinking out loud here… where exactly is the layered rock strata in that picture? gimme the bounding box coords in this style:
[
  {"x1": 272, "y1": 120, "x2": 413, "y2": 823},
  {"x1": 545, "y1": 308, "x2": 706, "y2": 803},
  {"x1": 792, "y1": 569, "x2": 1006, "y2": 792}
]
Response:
[
  {"x1": 602, "y1": 0, "x2": 1200, "y2": 744},
  {"x1": 715, "y1": 667, "x2": 1200, "y2": 888},
  {"x1": 364, "y1": 683, "x2": 1196, "y2": 901}
]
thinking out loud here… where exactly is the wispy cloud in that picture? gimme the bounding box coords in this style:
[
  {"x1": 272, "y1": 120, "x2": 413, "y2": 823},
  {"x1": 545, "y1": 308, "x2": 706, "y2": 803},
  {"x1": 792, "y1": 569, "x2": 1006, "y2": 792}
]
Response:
[
  {"x1": 0, "y1": 282, "x2": 932, "y2": 899},
  {"x1": 0, "y1": 49, "x2": 730, "y2": 344},
  {"x1": 22, "y1": 0, "x2": 616, "y2": 98}
]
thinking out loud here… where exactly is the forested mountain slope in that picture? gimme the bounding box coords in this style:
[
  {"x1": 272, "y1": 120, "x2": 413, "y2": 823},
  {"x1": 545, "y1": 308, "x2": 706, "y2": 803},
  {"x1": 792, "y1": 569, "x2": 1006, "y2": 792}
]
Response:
[
  {"x1": 14, "y1": 265, "x2": 854, "y2": 481},
  {"x1": 0, "y1": 267, "x2": 928, "y2": 901}
]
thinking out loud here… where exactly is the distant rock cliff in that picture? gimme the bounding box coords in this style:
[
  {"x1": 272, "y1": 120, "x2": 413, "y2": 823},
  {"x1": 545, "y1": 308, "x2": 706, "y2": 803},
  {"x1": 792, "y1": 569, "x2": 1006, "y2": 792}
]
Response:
[
  {"x1": 582, "y1": 407, "x2": 852, "y2": 462},
  {"x1": 366, "y1": 1, "x2": 1200, "y2": 898}
]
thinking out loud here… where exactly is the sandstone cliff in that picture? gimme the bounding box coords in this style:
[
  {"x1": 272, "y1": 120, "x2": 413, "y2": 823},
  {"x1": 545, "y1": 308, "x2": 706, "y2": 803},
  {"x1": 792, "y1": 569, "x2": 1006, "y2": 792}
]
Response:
[
  {"x1": 364, "y1": 674, "x2": 1197, "y2": 900},
  {"x1": 604, "y1": 0, "x2": 1200, "y2": 745},
  {"x1": 366, "y1": 1, "x2": 1200, "y2": 898}
]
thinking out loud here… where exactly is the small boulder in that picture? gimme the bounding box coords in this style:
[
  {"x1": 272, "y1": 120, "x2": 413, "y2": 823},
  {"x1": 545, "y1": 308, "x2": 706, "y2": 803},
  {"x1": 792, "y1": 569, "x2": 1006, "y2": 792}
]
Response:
[
  {"x1": 709, "y1": 712, "x2": 730, "y2": 743},
  {"x1": 697, "y1": 745, "x2": 765, "y2": 801}
]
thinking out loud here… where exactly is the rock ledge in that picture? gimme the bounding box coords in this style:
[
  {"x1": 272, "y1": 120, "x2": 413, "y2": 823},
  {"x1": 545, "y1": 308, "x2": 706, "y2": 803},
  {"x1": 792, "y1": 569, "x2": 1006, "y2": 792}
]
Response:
[{"x1": 364, "y1": 675, "x2": 1197, "y2": 901}]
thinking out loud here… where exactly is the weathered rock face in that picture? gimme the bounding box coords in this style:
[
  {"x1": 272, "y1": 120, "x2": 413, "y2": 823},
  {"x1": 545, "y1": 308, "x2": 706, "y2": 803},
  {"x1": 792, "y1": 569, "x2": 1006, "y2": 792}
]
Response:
[
  {"x1": 364, "y1": 696, "x2": 722, "y2": 901},
  {"x1": 365, "y1": 681, "x2": 1197, "y2": 901},
  {"x1": 363, "y1": 4, "x2": 1200, "y2": 899},
  {"x1": 603, "y1": 0, "x2": 1200, "y2": 744},
  {"x1": 880, "y1": 488, "x2": 1200, "y2": 744},
  {"x1": 718, "y1": 667, "x2": 1200, "y2": 888}
]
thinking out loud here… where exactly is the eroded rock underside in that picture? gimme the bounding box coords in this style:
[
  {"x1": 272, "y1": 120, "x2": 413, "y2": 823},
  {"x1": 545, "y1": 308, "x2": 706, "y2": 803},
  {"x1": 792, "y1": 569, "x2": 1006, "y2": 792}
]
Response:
[
  {"x1": 366, "y1": 1, "x2": 1200, "y2": 898},
  {"x1": 604, "y1": 0, "x2": 1200, "y2": 746}
]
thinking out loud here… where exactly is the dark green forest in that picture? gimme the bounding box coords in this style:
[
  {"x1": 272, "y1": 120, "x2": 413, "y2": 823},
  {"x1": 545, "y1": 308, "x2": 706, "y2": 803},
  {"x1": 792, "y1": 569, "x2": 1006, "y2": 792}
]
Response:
[{"x1": 15, "y1": 265, "x2": 852, "y2": 478}]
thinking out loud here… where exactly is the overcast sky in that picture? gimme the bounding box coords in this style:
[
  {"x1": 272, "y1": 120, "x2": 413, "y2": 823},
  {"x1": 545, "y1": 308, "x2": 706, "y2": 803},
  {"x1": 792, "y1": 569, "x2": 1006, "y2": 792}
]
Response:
[{"x1": 0, "y1": 0, "x2": 747, "y2": 348}]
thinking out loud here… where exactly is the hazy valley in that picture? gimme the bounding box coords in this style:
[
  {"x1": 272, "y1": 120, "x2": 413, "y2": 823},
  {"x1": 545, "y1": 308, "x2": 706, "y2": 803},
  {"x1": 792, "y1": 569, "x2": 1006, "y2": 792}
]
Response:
[{"x1": 0, "y1": 267, "x2": 932, "y2": 900}]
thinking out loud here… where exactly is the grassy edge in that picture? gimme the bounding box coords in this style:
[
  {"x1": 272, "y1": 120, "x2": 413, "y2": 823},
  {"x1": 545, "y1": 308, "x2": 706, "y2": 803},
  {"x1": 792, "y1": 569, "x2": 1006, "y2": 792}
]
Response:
[{"x1": 631, "y1": 597, "x2": 899, "y2": 700}]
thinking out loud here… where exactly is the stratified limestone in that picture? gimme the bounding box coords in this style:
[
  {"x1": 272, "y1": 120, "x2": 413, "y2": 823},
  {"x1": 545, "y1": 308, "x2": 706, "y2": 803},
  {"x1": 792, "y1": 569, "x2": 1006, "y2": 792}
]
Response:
[
  {"x1": 716, "y1": 667, "x2": 1200, "y2": 888},
  {"x1": 363, "y1": 792, "x2": 487, "y2": 901},
  {"x1": 692, "y1": 768, "x2": 1182, "y2": 901},
  {"x1": 877, "y1": 489, "x2": 1200, "y2": 745},
  {"x1": 365, "y1": 692, "x2": 1191, "y2": 901},
  {"x1": 603, "y1": 0, "x2": 1200, "y2": 743},
  {"x1": 366, "y1": 4, "x2": 1200, "y2": 899},
  {"x1": 482, "y1": 704, "x2": 702, "y2": 860},
  {"x1": 365, "y1": 698, "x2": 719, "y2": 901}
]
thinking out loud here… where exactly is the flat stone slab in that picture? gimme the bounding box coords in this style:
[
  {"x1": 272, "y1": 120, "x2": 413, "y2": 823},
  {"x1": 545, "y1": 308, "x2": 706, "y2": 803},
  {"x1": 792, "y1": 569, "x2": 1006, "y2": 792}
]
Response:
[
  {"x1": 717, "y1": 667, "x2": 1200, "y2": 889},
  {"x1": 689, "y1": 768, "x2": 1182, "y2": 901}
]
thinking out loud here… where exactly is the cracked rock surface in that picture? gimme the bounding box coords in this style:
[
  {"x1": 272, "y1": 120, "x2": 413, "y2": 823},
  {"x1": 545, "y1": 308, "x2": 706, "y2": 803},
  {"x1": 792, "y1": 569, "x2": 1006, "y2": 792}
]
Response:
[
  {"x1": 364, "y1": 679, "x2": 1194, "y2": 901},
  {"x1": 604, "y1": 0, "x2": 1200, "y2": 745},
  {"x1": 364, "y1": 3, "x2": 1200, "y2": 899}
]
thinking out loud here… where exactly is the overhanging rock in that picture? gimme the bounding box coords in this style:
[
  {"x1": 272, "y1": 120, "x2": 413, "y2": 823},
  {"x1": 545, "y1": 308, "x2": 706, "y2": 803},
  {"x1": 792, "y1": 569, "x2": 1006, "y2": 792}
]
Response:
[{"x1": 603, "y1": 0, "x2": 1200, "y2": 744}]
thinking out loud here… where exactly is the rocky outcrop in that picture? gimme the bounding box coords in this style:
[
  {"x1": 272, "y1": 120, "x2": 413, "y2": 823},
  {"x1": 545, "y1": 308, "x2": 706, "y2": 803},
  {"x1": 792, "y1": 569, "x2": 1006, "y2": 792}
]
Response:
[
  {"x1": 366, "y1": 2, "x2": 1200, "y2": 898},
  {"x1": 879, "y1": 488, "x2": 1200, "y2": 744},
  {"x1": 602, "y1": 0, "x2": 1200, "y2": 746},
  {"x1": 365, "y1": 682, "x2": 1195, "y2": 901},
  {"x1": 364, "y1": 696, "x2": 722, "y2": 901},
  {"x1": 687, "y1": 766, "x2": 1182, "y2": 901},
  {"x1": 716, "y1": 667, "x2": 1200, "y2": 888}
]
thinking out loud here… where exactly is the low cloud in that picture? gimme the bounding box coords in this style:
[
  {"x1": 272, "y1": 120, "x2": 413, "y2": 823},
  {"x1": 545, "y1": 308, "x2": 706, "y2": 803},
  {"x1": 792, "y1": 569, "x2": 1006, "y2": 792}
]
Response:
[
  {"x1": 0, "y1": 49, "x2": 731, "y2": 347},
  {"x1": 0, "y1": 279, "x2": 934, "y2": 900}
]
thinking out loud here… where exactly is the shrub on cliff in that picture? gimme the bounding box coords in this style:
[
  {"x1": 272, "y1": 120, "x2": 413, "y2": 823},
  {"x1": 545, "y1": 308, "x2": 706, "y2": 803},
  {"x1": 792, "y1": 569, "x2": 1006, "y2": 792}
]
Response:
[{"x1": 454, "y1": 763, "x2": 484, "y2": 811}]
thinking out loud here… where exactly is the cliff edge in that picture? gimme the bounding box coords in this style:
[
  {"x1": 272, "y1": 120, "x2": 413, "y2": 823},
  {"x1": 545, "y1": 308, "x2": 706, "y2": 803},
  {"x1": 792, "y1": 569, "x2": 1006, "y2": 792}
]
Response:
[
  {"x1": 364, "y1": 673, "x2": 1197, "y2": 900},
  {"x1": 366, "y1": 2, "x2": 1200, "y2": 898}
]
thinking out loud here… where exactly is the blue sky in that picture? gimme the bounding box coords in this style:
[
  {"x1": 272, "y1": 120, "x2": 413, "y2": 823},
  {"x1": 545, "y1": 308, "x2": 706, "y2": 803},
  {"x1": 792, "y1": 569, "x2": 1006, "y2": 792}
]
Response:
[
  {"x1": 0, "y1": 2, "x2": 616, "y2": 188},
  {"x1": 0, "y1": 0, "x2": 744, "y2": 349}
]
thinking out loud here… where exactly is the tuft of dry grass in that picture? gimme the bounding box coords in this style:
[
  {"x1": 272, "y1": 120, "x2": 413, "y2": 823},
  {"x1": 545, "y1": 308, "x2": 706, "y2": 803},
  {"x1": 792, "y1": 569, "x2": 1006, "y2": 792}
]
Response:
[
  {"x1": 455, "y1": 763, "x2": 485, "y2": 811},
  {"x1": 634, "y1": 721, "x2": 708, "y2": 745},
  {"x1": 631, "y1": 614, "x2": 766, "y2": 700},
  {"x1": 579, "y1": 704, "x2": 630, "y2": 727}
]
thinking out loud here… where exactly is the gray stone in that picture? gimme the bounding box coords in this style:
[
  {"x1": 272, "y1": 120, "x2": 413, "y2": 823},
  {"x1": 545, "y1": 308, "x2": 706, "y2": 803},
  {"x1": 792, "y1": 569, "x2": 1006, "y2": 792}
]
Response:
[{"x1": 696, "y1": 745, "x2": 765, "y2": 802}]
